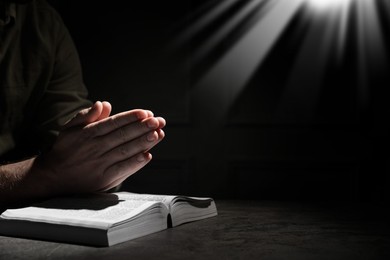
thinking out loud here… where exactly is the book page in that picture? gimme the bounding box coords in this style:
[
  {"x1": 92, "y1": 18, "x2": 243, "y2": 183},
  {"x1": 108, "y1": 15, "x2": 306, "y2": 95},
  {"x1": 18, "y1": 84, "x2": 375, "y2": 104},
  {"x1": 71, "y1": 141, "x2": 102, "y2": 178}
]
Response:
[
  {"x1": 116, "y1": 192, "x2": 216, "y2": 213},
  {"x1": 170, "y1": 197, "x2": 218, "y2": 227},
  {"x1": 1, "y1": 193, "x2": 162, "y2": 229},
  {"x1": 116, "y1": 192, "x2": 176, "y2": 206}
]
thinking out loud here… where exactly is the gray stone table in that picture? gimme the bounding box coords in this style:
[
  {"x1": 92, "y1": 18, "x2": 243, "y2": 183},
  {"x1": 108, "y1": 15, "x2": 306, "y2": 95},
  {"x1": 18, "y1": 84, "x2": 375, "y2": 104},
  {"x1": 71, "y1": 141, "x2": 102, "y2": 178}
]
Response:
[{"x1": 1, "y1": 200, "x2": 389, "y2": 260}]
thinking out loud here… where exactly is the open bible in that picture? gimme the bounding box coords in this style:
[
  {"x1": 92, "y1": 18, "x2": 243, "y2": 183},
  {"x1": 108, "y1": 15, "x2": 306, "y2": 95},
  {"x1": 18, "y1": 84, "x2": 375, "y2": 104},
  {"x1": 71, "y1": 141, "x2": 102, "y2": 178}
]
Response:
[{"x1": 0, "y1": 192, "x2": 217, "y2": 247}]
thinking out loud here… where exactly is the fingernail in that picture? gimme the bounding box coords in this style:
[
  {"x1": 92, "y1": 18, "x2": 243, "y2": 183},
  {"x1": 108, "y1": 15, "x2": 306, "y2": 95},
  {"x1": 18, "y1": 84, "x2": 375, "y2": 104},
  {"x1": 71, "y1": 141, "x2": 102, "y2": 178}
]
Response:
[{"x1": 136, "y1": 154, "x2": 145, "y2": 162}]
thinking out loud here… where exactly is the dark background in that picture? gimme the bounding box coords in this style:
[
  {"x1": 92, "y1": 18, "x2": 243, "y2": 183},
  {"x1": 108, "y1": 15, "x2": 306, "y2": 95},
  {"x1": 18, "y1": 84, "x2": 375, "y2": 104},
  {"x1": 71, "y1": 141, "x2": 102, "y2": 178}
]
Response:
[{"x1": 48, "y1": 0, "x2": 390, "y2": 202}]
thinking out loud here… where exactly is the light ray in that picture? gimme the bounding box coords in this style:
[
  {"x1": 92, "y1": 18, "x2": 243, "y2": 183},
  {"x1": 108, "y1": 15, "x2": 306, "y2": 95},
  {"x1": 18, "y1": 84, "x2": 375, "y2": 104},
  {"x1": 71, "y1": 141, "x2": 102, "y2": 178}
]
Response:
[
  {"x1": 192, "y1": 0, "x2": 267, "y2": 65},
  {"x1": 336, "y1": 1, "x2": 350, "y2": 61},
  {"x1": 304, "y1": 0, "x2": 352, "y2": 61},
  {"x1": 192, "y1": 0, "x2": 305, "y2": 124},
  {"x1": 172, "y1": 0, "x2": 390, "y2": 126},
  {"x1": 356, "y1": 0, "x2": 387, "y2": 110},
  {"x1": 274, "y1": 12, "x2": 340, "y2": 123},
  {"x1": 307, "y1": 0, "x2": 351, "y2": 12},
  {"x1": 174, "y1": 0, "x2": 241, "y2": 46}
]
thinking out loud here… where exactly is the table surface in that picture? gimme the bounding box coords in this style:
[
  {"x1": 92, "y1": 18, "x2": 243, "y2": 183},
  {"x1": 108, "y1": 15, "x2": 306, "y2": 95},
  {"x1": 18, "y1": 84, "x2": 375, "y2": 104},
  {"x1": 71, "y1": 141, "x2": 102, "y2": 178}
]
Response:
[{"x1": 1, "y1": 200, "x2": 389, "y2": 260}]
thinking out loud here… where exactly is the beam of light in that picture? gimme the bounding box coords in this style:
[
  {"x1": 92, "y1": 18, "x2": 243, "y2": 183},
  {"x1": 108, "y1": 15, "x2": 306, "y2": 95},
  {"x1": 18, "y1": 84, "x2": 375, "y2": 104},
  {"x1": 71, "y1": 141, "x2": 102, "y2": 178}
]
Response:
[
  {"x1": 272, "y1": 1, "x2": 355, "y2": 123},
  {"x1": 174, "y1": 0, "x2": 241, "y2": 46},
  {"x1": 274, "y1": 11, "x2": 341, "y2": 123},
  {"x1": 356, "y1": 0, "x2": 387, "y2": 110},
  {"x1": 171, "y1": 0, "x2": 390, "y2": 127},
  {"x1": 306, "y1": 0, "x2": 351, "y2": 12},
  {"x1": 336, "y1": 0, "x2": 351, "y2": 61},
  {"x1": 192, "y1": 0, "x2": 267, "y2": 65},
  {"x1": 192, "y1": 0, "x2": 305, "y2": 125},
  {"x1": 303, "y1": 0, "x2": 353, "y2": 62}
]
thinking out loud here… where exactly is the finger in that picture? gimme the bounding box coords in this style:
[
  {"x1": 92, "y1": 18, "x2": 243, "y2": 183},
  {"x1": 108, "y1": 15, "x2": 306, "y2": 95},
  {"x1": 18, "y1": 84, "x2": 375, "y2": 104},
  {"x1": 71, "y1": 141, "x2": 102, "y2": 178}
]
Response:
[
  {"x1": 97, "y1": 117, "x2": 161, "y2": 151},
  {"x1": 64, "y1": 101, "x2": 103, "y2": 129},
  {"x1": 157, "y1": 128, "x2": 165, "y2": 140},
  {"x1": 156, "y1": 117, "x2": 166, "y2": 129},
  {"x1": 97, "y1": 101, "x2": 112, "y2": 121},
  {"x1": 85, "y1": 109, "x2": 152, "y2": 137},
  {"x1": 146, "y1": 110, "x2": 154, "y2": 117},
  {"x1": 144, "y1": 129, "x2": 165, "y2": 153},
  {"x1": 101, "y1": 130, "x2": 161, "y2": 165},
  {"x1": 101, "y1": 152, "x2": 152, "y2": 191}
]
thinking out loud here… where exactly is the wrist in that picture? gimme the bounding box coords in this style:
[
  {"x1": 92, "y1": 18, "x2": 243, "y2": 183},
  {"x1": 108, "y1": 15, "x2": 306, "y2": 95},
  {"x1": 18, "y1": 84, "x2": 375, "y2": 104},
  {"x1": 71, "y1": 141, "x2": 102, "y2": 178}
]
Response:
[
  {"x1": 28, "y1": 155, "x2": 60, "y2": 199},
  {"x1": 0, "y1": 156, "x2": 56, "y2": 206}
]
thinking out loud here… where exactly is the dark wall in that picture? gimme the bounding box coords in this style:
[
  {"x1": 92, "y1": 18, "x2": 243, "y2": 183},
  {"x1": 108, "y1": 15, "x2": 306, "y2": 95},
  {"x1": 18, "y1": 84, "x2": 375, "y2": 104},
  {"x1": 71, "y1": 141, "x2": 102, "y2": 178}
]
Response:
[{"x1": 50, "y1": 0, "x2": 390, "y2": 202}]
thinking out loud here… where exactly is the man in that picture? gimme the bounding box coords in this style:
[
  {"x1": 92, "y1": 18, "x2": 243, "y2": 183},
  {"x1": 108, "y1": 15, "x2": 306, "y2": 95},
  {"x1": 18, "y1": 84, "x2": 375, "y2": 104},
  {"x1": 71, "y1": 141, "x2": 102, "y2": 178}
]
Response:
[{"x1": 0, "y1": 0, "x2": 166, "y2": 205}]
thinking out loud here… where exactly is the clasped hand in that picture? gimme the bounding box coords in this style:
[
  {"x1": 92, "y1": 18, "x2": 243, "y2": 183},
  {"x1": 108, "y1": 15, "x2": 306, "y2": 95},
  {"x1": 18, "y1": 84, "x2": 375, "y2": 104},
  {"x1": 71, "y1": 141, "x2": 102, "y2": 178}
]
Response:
[{"x1": 37, "y1": 101, "x2": 166, "y2": 195}]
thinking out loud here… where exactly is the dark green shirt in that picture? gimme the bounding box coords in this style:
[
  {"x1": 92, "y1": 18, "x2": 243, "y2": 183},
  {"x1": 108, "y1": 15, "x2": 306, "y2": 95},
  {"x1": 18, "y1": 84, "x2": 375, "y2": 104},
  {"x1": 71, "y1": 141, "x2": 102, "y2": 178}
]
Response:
[{"x1": 0, "y1": 0, "x2": 92, "y2": 162}]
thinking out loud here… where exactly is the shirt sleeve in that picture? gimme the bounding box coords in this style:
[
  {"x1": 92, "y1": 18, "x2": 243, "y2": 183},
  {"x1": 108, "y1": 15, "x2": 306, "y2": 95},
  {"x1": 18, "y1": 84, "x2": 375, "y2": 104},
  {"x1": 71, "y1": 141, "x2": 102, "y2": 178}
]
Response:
[{"x1": 27, "y1": 4, "x2": 93, "y2": 152}]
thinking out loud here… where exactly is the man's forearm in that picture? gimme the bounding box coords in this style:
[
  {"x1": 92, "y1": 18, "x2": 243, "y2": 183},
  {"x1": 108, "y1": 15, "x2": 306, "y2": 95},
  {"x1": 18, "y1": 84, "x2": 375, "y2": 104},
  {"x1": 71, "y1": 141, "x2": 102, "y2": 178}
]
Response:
[{"x1": 0, "y1": 157, "x2": 51, "y2": 207}]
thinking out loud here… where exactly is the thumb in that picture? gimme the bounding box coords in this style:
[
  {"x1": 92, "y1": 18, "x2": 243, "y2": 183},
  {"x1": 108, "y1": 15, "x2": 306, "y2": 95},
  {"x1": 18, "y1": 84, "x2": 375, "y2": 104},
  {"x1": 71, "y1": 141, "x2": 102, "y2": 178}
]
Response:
[{"x1": 63, "y1": 101, "x2": 104, "y2": 129}]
